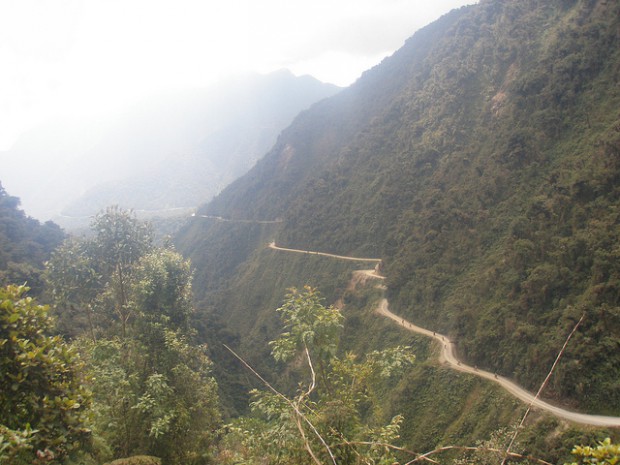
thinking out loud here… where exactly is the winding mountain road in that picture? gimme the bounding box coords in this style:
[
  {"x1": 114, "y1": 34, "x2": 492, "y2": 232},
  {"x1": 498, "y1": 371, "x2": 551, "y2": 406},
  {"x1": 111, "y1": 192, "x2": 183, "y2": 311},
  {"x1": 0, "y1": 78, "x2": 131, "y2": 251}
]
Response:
[
  {"x1": 376, "y1": 298, "x2": 620, "y2": 427},
  {"x1": 268, "y1": 242, "x2": 620, "y2": 427}
]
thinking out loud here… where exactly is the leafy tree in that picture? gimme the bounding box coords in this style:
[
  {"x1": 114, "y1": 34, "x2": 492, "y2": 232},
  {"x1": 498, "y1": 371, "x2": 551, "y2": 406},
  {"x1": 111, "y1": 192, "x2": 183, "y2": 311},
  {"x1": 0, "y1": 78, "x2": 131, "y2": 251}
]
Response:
[
  {"x1": 91, "y1": 206, "x2": 153, "y2": 338},
  {"x1": 0, "y1": 284, "x2": 91, "y2": 464},
  {"x1": 109, "y1": 248, "x2": 220, "y2": 464},
  {"x1": 82, "y1": 330, "x2": 220, "y2": 465},
  {"x1": 222, "y1": 286, "x2": 414, "y2": 465},
  {"x1": 47, "y1": 206, "x2": 153, "y2": 339},
  {"x1": 0, "y1": 182, "x2": 64, "y2": 296},
  {"x1": 46, "y1": 208, "x2": 220, "y2": 464},
  {"x1": 270, "y1": 285, "x2": 344, "y2": 391},
  {"x1": 131, "y1": 248, "x2": 193, "y2": 333},
  {"x1": 45, "y1": 238, "x2": 101, "y2": 340}
]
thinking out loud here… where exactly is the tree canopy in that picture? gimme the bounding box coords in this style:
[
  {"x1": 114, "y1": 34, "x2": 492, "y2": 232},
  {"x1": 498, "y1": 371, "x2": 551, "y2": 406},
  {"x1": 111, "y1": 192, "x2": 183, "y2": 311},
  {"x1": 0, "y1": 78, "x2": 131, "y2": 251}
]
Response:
[
  {"x1": 221, "y1": 286, "x2": 414, "y2": 465},
  {"x1": 0, "y1": 182, "x2": 64, "y2": 295},
  {"x1": 0, "y1": 284, "x2": 91, "y2": 464},
  {"x1": 45, "y1": 207, "x2": 221, "y2": 464}
]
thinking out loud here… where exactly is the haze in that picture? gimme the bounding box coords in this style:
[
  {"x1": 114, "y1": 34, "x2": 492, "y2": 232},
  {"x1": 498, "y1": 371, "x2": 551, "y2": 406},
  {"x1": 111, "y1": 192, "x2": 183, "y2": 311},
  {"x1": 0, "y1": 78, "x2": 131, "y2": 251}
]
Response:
[
  {"x1": 1, "y1": 0, "x2": 476, "y2": 151},
  {"x1": 1, "y1": 0, "x2": 478, "y2": 225}
]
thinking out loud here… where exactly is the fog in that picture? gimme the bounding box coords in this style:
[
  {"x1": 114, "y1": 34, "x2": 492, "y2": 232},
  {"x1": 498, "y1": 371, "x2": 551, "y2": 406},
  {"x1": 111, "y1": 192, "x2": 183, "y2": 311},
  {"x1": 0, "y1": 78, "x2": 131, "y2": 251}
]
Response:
[{"x1": 0, "y1": 0, "x2": 476, "y2": 222}]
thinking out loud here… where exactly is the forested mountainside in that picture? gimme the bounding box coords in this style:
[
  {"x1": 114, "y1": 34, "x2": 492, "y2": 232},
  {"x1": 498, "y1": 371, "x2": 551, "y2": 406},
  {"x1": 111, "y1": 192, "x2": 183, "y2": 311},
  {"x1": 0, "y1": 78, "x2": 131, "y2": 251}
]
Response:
[
  {"x1": 0, "y1": 182, "x2": 64, "y2": 295},
  {"x1": 177, "y1": 0, "x2": 620, "y2": 426},
  {"x1": 0, "y1": 70, "x2": 340, "y2": 225}
]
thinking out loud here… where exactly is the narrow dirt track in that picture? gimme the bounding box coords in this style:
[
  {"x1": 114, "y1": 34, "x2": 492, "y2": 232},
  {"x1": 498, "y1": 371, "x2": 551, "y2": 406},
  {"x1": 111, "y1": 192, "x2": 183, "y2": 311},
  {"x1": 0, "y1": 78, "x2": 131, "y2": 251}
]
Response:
[
  {"x1": 376, "y1": 298, "x2": 620, "y2": 427},
  {"x1": 193, "y1": 215, "x2": 283, "y2": 224},
  {"x1": 268, "y1": 242, "x2": 381, "y2": 262},
  {"x1": 268, "y1": 242, "x2": 620, "y2": 427}
]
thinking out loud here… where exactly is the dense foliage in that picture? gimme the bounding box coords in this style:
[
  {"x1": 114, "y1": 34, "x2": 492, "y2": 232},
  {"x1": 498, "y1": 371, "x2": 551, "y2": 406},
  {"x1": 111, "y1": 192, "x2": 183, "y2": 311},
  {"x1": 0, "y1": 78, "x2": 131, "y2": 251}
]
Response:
[
  {"x1": 178, "y1": 0, "x2": 620, "y2": 417},
  {"x1": 0, "y1": 284, "x2": 91, "y2": 464},
  {"x1": 0, "y1": 182, "x2": 64, "y2": 295},
  {"x1": 567, "y1": 438, "x2": 620, "y2": 465},
  {"x1": 219, "y1": 287, "x2": 415, "y2": 465},
  {"x1": 47, "y1": 207, "x2": 221, "y2": 464},
  {"x1": 4, "y1": 0, "x2": 620, "y2": 461}
]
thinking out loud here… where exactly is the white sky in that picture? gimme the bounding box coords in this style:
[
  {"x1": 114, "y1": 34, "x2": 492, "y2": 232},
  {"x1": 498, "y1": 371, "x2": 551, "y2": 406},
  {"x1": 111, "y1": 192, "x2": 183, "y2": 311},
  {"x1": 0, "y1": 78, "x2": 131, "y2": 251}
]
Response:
[{"x1": 0, "y1": 0, "x2": 476, "y2": 151}]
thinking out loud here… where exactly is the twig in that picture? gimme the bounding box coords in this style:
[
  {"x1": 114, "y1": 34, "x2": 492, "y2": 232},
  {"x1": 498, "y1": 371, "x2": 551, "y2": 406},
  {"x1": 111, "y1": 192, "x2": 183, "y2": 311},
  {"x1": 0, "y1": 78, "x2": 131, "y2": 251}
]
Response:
[
  {"x1": 340, "y1": 441, "x2": 437, "y2": 464},
  {"x1": 295, "y1": 411, "x2": 324, "y2": 465},
  {"x1": 223, "y1": 344, "x2": 338, "y2": 465},
  {"x1": 297, "y1": 344, "x2": 322, "y2": 465},
  {"x1": 500, "y1": 313, "x2": 585, "y2": 465},
  {"x1": 404, "y1": 445, "x2": 555, "y2": 465}
]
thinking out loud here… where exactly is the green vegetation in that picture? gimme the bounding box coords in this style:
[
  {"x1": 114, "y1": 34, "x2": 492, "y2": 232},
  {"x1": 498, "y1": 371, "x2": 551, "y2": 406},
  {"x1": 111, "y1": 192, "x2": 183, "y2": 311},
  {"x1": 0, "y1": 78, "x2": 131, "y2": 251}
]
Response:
[
  {"x1": 3, "y1": 0, "x2": 620, "y2": 462},
  {"x1": 0, "y1": 182, "x2": 64, "y2": 295},
  {"x1": 180, "y1": 0, "x2": 620, "y2": 419},
  {"x1": 0, "y1": 200, "x2": 617, "y2": 464},
  {"x1": 46, "y1": 207, "x2": 221, "y2": 464},
  {"x1": 567, "y1": 438, "x2": 620, "y2": 465},
  {"x1": 102, "y1": 457, "x2": 161, "y2": 465},
  {"x1": 0, "y1": 284, "x2": 91, "y2": 464},
  {"x1": 219, "y1": 286, "x2": 415, "y2": 465}
]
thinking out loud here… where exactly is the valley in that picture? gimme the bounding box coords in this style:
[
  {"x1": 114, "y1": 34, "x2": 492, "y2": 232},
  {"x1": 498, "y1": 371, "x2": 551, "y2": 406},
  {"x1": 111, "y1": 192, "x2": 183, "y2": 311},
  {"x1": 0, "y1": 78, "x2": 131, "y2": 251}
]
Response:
[
  {"x1": 268, "y1": 241, "x2": 620, "y2": 427},
  {"x1": 2, "y1": 0, "x2": 620, "y2": 463},
  {"x1": 188, "y1": 0, "x2": 620, "y2": 422}
]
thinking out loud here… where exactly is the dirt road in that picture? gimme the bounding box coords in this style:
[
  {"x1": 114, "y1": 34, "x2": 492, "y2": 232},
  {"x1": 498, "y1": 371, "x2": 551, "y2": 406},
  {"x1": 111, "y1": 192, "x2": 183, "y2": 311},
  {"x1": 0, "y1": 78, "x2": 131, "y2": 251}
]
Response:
[
  {"x1": 268, "y1": 242, "x2": 381, "y2": 263},
  {"x1": 376, "y1": 298, "x2": 620, "y2": 427},
  {"x1": 268, "y1": 242, "x2": 620, "y2": 427},
  {"x1": 193, "y1": 215, "x2": 283, "y2": 224}
]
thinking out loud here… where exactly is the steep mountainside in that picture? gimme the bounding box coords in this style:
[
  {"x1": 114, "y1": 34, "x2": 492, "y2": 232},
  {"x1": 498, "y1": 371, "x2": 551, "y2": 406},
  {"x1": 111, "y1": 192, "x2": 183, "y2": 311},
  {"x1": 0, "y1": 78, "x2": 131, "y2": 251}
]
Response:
[
  {"x1": 0, "y1": 70, "x2": 340, "y2": 225},
  {"x1": 0, "y1": 182, "x2": 64, "y2": 295},
  {"x1": 177, "y1": 0, "x2": 620, "y2": 424}
]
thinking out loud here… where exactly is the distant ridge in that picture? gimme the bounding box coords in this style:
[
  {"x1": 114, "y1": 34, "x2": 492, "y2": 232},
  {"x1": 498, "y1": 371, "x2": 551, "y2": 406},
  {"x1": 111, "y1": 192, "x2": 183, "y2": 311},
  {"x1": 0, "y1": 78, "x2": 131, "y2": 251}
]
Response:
[{"x1": 0, "y1": 70, "x2": 340, "y2": 225}]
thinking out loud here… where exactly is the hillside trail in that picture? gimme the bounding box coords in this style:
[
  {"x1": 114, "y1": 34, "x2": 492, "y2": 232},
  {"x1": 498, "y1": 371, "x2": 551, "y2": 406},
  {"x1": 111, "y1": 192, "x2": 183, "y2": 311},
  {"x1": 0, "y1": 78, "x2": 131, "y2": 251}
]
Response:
[
  {"x1": 193, "y1": 214, "x2": 283, "y2": 224},
  {"x1": 268, "y1": 242, "x2": 620, "y2": 427},
  {"x1": 269, "y1": 242, "x2": 381, "y2": 262}
]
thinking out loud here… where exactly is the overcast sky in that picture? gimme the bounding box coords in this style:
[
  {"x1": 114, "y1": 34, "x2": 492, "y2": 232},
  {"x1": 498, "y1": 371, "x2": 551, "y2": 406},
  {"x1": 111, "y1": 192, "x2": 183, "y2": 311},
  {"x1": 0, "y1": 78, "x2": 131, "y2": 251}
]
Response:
[{"x1": 0, "y1": 0, "x2": 476, "y2": 151}]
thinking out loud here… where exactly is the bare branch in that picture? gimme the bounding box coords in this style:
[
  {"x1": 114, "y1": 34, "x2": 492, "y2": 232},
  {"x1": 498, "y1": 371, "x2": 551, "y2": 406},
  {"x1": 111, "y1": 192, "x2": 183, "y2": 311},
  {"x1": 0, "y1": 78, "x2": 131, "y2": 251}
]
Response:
[
  {"x1": 223, "y1": 344, "x2": 338, "y2": 465},
  {"x1": 304, "y1": 343, "x2": 317, "y2": 400},
  {"x1": 500, "y1": 313, "x2": 585, "y2": 465},
  {"x1": 341, "y1": 440, "x2": 438, "y2": 464},
  {"x1": 404, "y1": 445, "x2": 555, "y2": 465},
  {"x1": 295, "y1": 411, "x2": 324, "y2": 465}
]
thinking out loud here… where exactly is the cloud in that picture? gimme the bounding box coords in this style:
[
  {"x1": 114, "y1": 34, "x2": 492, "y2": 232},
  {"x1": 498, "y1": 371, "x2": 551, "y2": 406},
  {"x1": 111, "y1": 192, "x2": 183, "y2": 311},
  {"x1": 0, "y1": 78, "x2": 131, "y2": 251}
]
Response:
[
  {"x1": 255, "y1": 0, "x2": 474, "y2": 58},
  {"x1": 0, "y1": 0, "x2": 476, "y2": 150},
  {"x1": 244, "y1": 0, "x2": 476, "y2": 83}
]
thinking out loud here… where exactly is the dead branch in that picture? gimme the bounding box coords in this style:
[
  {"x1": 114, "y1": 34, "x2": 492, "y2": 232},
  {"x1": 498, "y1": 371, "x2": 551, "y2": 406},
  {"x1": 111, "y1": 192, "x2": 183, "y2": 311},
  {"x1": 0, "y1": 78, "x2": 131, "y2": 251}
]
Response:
[
  {"x1": 340, "y1": 441, "x2": 438, "y2": 464},
  {"x1": 304, "y1": 343, "x2": 317, "y2": 400},
  {"x1": 500, "y1": 313, "x2": 585, "y2": 465},
  {"x1": 224, "y1": 344, "x2": 337, "y2": 465},
  {"x1": 404, "y1": 445, "x2": 555, "y2": 465},
  {"x1": 295, "y1": 411, "x2": 324, "y2": 465}
]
